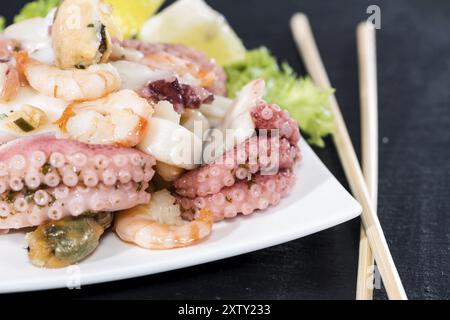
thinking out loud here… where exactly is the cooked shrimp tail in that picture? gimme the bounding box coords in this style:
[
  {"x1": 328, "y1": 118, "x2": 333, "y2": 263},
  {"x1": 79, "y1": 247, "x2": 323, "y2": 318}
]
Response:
[
  {"x1": 115, "y1": 190, "x2": 213, "y2": 249},
  {"x1": 56, "y1": 89, "x2": 153, "y2": 147},
  {"x1": 15, "y1": 51, "x2": 121, "y2": 101}
]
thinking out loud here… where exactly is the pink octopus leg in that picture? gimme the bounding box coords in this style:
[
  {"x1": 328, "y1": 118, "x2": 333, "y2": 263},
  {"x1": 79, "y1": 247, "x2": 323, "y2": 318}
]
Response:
[
  {"x1": 251, "y1": 103, "x2": 301, "y2": 146},
  {"x1": 175, "y1": 136, "x2": 300, "y2": 198},
  {"x1": 0, "y1": 134, "x2": 155, "y2": 230},
  {"x1": 177, "y1": 170, "x2": 296, "y2": 221},
  {"x1": 175, "y1": 100, "x2": 301, "y2": 220}
]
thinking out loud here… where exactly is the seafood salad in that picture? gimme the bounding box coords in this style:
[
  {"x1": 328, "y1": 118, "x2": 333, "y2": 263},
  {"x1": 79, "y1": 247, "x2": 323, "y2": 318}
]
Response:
[{"x1": 0, "y1": 0, "x2": 333, "y2": 268}]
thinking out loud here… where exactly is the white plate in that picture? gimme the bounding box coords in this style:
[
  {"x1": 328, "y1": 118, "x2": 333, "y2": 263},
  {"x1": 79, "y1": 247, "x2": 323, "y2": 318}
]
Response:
[{"x1": 0, "y1": 140, "x2": 361, "y2": 293}]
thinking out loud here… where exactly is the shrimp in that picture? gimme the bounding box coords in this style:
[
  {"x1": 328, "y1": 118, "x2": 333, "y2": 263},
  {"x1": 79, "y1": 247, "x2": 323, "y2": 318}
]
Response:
[
  {"x1": 57, "y1": 89, "x2": 153, "y2": 147},
  {"x1": 52, "y1": 0, "x2": 122, "y2": 69},
  {"x1": 15, "y1": 51, "x2": 121, "y2": 101},
  {"x1": 0, "y1": 63, "x2": 19, "y2": 102},
  {"x1": 115, "y1": 190, "x2": 213, "y2": 249}
]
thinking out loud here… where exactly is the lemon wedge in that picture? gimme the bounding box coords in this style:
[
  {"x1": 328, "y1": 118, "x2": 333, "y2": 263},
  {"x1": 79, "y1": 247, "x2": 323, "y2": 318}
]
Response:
[
  {"x1": 105, "y1": 0, "x2": 165, "y2": 38},
  {"x1": 139, "y1": 0, "x2": 246, "y2": 66}
]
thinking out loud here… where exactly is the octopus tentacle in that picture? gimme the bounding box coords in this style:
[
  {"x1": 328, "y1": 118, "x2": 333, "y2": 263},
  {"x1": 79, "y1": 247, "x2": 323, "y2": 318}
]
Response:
[
  {"x1": 175, "y1": 136, "x2": 300, "y2": 198},
  {"x1": 0, "y1": 134, "x2": 155, "y2": 230},
  {"x1": 0, "y1": 135, "x2": 155, "y2": 194},
  {"x1": 174, "y1": 100, "x2": 301, "y2": 220},
  {"x1": 177, "y1": 170, "x2": 296, "y2": 221},
  {"x1": 251, "y1": 103, "x2": 301, "y2": 146}
]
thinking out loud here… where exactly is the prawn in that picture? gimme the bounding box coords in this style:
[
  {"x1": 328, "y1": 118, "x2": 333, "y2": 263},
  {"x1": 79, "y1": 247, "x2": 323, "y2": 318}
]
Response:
[
  {"x1": 15, "y1": 51, "x2": 121, "y2": 101},
  {"x1": 57, "y1": 89, "x2": 153, "y2": 147},
  {"x1": 115, "y1": 190, "x2": 212, "y2": 249}
]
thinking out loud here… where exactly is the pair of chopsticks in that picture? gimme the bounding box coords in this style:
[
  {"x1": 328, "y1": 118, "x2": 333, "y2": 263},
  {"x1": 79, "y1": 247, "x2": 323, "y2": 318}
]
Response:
[{"x1": 290, "y1": 13, "x2": 407, "y2": 300}]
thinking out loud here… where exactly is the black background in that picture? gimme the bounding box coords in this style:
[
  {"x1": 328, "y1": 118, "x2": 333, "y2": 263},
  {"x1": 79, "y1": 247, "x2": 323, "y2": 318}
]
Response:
[{"x1": 2, "y1": 0, "x2": 449, "y2": 300}]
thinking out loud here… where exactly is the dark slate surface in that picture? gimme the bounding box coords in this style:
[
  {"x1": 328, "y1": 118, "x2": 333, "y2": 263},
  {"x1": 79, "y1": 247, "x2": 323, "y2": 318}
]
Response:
[{"x1": 2, "y1": 0, "x2": 449, "y2": 300}]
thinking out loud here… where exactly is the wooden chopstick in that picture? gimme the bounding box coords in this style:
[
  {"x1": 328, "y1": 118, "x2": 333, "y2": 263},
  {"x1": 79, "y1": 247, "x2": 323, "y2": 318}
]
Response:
[
  {"x1": 290, "y1": 13, "x2": 407, "y2": 300},
  {"x1": 355, "y1": 22, "x2": 379, "y2": 300}
]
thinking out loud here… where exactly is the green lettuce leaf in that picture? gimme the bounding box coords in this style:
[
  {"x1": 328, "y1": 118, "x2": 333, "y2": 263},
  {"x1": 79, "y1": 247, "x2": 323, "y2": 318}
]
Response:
[
  {"x1": 225, "y1": 47, "x2": 334, "y2": 147},
  {"x1": 14, "y1": 0, "x2": 60, "y2": 23},
  {"x1": 0, "y1": 16, "x2": 5, "y2": 31}
]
